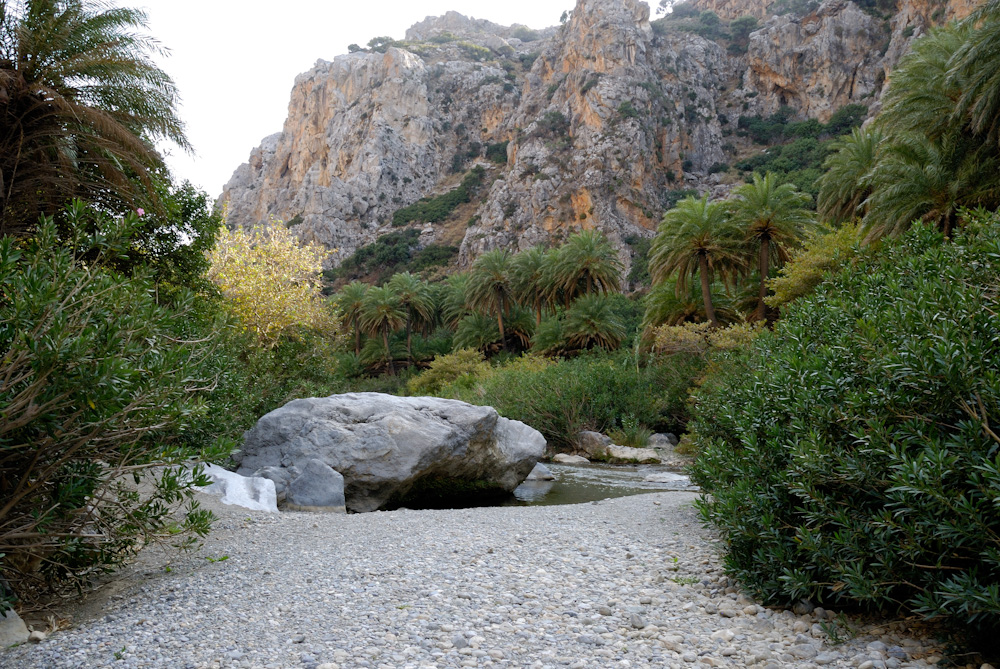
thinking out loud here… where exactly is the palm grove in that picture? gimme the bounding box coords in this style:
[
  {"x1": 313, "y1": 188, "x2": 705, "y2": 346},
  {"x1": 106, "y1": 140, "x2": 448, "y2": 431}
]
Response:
[{"x1": 3, "y1": 0, "x2": 1000, "y2": 643}]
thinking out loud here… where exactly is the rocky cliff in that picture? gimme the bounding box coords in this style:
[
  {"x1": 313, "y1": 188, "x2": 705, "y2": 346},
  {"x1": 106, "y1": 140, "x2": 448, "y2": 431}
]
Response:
[{"x1": 219, "y1": 0, "x2": 977, "y2": 275}]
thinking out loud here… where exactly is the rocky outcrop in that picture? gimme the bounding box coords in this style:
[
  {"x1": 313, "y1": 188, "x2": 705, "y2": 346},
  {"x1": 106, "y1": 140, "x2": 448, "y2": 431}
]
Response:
[
  {"x1": 219, "y1": 0, "x2": 972, "y2": 272},
  {"x1": 743, "y1": 0, "x2": 888, "y2": 121},
  {"x1": 461, "y1": 0, "x2": 730, "y2": 265},
  {"x1": 691, "y1": 0, "x2": 769, "y2": 20},
  {"x1": 234, "y1": 393, "x2": 546, "y2": 512}
]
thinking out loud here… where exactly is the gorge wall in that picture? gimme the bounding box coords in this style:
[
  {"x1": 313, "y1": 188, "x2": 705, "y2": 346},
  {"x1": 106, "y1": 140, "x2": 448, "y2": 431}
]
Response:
[{"x1": 219, "y1": 0, "x2": 974, "y2": 273}]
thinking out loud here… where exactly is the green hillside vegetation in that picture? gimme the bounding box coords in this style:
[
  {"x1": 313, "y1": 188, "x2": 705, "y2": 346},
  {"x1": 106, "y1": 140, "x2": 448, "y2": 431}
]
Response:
[
  {"x1": 392, "y1": 166, "x2": 487, "y2": 226},
  {"x1": 733, "y1": 104, "x2": 868, "y2": 199}
]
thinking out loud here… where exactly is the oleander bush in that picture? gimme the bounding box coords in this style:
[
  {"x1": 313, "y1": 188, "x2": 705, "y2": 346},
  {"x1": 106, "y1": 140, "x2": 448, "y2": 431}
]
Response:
[
  {"x1": 689, "y1": 212, "x2": 1000, "y2": 635},
  {"x1": 0, "y1": 209, "x2": 225, "y2": 607}
]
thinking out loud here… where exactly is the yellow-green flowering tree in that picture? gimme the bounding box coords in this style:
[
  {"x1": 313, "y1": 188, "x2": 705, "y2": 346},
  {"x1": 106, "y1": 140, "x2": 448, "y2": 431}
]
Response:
[{"x1": 208, "y1": 224, "x2": 338, "y2": 346}]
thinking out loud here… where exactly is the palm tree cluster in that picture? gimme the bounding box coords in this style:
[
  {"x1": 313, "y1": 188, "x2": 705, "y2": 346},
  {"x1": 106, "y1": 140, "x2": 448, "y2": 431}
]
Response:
[
  {"x1": 818, "y1": 2, "x2": 1000, "y2": 241},
  {"x1": 333, "y1": 229, "x2": 627, "y2": 373},
  {"x1": 0, "y1": 0, "x2": 188, "y2": 235},
  {"x1": 646, "y1": 172, "x2": 815, "y2": 332}
]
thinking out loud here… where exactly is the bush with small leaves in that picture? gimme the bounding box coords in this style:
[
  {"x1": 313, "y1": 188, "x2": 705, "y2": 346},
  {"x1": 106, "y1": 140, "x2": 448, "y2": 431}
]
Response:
[
  {"x1": 690, "y1": 213, "x2": 1000, "y2": 637},
  {"x1": 406, "y1": 349, "x2": 490, "y2": 396},
  {"x1": 0, "y1": 205, "x2": 226, "y2": 608}
]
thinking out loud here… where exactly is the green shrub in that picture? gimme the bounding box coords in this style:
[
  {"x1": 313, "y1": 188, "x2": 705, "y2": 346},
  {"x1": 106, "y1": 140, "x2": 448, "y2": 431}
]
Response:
[
  {"x1": 690, "y1": 214, "x2": 1000, "y2": 636},
  {"x1": 0, "y1": 209, "x2": 223, "y2": 607},
  {"x1": 485, "y1": 141, "x2": 510, "y2": 164},
  {"x1": 454, "y1": 350, "x2": 703, "y2": 449},
  {"x1": 392, "y1": 166, "x2": 486, "y2": 226},
  {"x1": 407, "y1": 348, "x2": 490, "y2": 396}
]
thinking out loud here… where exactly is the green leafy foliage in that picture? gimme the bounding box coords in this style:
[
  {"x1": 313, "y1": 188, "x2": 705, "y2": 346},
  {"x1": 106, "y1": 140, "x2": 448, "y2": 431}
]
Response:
[
  {"x1": 451, "y1": 351, "x2": 704, "y2": 449},
  {"x1": 0, "y1": 207, "x2": 221, "y2": 607},
  {"x1": 734, "y1": 105, "x2": 868, "y2": 199},
  {"x1": 689, "y1": 214, "x2": 1000, "y2": 636}
]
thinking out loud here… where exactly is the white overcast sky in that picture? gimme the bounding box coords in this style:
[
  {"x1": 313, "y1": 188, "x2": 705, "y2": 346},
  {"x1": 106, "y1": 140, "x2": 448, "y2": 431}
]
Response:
[{"x1": 139, "y1": 1, "x2": 578, "y2": 197}]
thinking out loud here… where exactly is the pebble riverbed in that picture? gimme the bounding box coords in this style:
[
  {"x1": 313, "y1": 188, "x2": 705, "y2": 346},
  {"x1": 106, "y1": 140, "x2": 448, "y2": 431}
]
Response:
[{"x1": 1, "y1": 491, "x2": 968, "y2": 669}]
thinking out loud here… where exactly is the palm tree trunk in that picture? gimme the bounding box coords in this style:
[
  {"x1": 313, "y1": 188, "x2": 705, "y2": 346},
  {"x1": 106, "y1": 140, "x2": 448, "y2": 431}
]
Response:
[
  {"x1": 405, "y1": 314, "x2": 413, "y2": 367},
  {"x1": 755, "y1": 236, "x2": 770, "y2": 322},
  {"x1": 383, "y1": 325, "x2": 395, "y2": 376},
  {"x1": 535, "y1": 298, "x2": 542, "y2": 326},
  {"x1": 353, "y1": 319, "x2": 361, "y2": 356},
  {"x1": 942, "y1": 212, "x2": 955, "y2": 239},
  {"x1": 699, "y1": 254, "x2": 719, "y2": 328},
  {"x1": 497, "y1": 294, "x2": 507, "y2": 351}
]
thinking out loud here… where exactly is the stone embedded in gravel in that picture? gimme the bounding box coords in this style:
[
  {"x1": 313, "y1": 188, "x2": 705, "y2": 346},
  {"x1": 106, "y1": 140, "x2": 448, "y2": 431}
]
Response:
[
  {"x1": 0, "y1": 608, "x2": 28, "y2": 646},
  {"x1": 792, "y1": 598, "x2": 816, "y2": 615},
  {"x1": 201, "y1": 463, "x2": 278, "y2": 513},
  {"x1": 27, "y1": 630, "x2": 45, "y2": 644},
  {"x1": 285, "y1": 459, "x2": 346, "y2": 513}
]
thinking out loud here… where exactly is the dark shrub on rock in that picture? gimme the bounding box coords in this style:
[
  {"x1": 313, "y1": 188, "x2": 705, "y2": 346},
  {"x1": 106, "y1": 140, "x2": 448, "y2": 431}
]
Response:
[{"x1": 690, "y1": 213, "x2": 1000, "y2": 635}]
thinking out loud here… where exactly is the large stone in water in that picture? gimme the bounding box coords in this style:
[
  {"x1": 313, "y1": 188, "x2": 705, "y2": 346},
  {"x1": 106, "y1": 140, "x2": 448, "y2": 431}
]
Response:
[{"x1": 235, "y1": 393, "x2": 545, "y2": 512}]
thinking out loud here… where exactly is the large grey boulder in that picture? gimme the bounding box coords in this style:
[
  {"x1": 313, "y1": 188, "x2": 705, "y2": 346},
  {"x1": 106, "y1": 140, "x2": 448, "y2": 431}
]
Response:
[
  {"x1": 286, "y1": 459, "x2": 346, "y2": 513},
  {"x1": 577, "y1": 431, "x2": 613, "y2": 458},
  {"x1": 234, "y1": 393, "x2": 546, "y2": 512}
]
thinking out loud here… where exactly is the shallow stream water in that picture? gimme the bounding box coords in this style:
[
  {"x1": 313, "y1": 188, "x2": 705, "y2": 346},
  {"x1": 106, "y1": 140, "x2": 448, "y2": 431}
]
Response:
[{"x1": 508, "y1": 461, "x2": 696, "y2": 506}]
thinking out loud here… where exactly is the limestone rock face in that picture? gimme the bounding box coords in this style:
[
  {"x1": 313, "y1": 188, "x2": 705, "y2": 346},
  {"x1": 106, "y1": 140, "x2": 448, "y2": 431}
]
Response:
[
  {"x1": 219, "y1": 0, "x2": 969, "y2": 274},
  {"x1": 234, "y1": 393, "x2": 546, "y2": 512},
  {"x1": 460, "y1": 0, "x2": 730, "y2": 268},
  {"x1": 691, "y1": 0, "x2": 769, "y2": 20},
  {"x1": 743, "y1": 0, "x2": 888, "y2": 122}
]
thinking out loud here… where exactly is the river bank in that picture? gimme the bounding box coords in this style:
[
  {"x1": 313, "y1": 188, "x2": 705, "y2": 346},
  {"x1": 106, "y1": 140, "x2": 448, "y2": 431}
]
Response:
[{"x1": 1, "y1": 491, "x2": 962, "y2": 669}]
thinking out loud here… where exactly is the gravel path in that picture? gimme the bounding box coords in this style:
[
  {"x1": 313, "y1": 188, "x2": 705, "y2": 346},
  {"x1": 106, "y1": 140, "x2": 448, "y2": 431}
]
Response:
[{"x1": 2, "y1": 492, "x2": 960, "y2": 669}]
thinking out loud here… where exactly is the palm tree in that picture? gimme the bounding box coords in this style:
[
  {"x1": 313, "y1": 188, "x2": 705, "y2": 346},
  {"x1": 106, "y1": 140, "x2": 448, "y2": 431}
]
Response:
[
  {"x1": 861, "y1": 132, "x2": 1000, "y2": 241},
  {"x1": 729, "y1": 173, "x2": 814, "y2": 321},
  {"x1": 563, "y1": 294, "x2": 626, "y2": 351},
  {"x1": 0, "y1": 0, "x2": 188, "y2": 234},
  {"x1": 453, "y1": 312, "x2": 501, "y2": 354},
  {"x1": 640, "y1": 278, "x2": 737, "y2": 342},
  {"x1": 952, "y1": 1, "x2": 1000, "y2": 148},
  {"x1": 649, "y1": 195, "x2": 745, "y2": 328},
  {"x1": 437, "y1": 273, "x2": 471, "y2": 330},
  {"x1": 817, "y1": 127, "x2": 884, "y2": 224},
  {"x1": 878, "y1": 23, "x2": 970, "y2": 143},
  {"x1": 510, "y1": 246, "x2": 552, "y2": 325},
  {"x1": 466, "y1": 249, "x2": 514, "y2": 350},
  {"x1": 387, "y1": 272, "x2": 434, "y2": 364},
  {"x1": 358, "y1": 285, "x2": 406, "y2": 375},
  {"x1": 335, "y1": 281, "x2": 368, "y2": 355},
  {"x1": 548, "y1": 229, "x2": 623, "y2": 305}
]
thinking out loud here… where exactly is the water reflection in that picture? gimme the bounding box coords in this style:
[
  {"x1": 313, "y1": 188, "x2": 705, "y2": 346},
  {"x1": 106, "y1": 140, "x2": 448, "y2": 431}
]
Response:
[{"x1": 509, "y1": 461, "x2": 696, "y2": 506}]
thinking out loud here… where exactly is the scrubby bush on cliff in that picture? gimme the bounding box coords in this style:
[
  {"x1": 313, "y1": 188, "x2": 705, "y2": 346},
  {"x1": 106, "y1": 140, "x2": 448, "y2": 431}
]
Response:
[
  {"x1": 0, "y1": 206, "x2": 224, "y2": 607},
  {"x1": 690, "y1": 212, "x2": 1000, "y2": 635}
]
